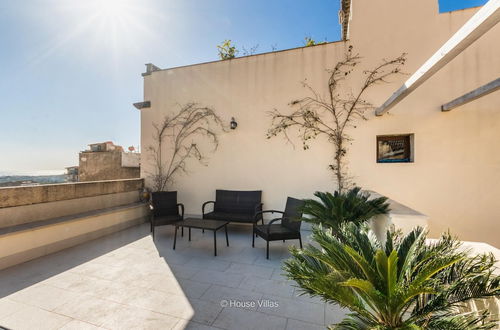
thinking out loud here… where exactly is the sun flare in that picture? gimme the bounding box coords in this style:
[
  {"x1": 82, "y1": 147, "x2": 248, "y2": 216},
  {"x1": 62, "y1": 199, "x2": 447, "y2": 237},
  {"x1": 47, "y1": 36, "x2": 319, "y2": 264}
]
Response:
[
  {"x1": 93, "y1": 0, "x2": 131, "y2": 23},
  {"x1": 39, "y1": 0, "x2": 161, "y2": 60}
]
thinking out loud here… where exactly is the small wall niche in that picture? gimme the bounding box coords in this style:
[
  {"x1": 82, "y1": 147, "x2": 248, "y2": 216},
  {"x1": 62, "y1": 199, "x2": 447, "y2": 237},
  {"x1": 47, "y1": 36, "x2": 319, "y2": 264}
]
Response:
[{"x1": 376, "y1": 134, "x2": 414, "y2": 163}]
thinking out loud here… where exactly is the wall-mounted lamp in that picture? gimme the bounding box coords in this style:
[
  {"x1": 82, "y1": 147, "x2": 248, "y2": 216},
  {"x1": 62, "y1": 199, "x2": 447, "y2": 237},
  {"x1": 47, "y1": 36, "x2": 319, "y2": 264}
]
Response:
[{"x1": 230, "y1": 117, "x2": 238, "y2": 130}]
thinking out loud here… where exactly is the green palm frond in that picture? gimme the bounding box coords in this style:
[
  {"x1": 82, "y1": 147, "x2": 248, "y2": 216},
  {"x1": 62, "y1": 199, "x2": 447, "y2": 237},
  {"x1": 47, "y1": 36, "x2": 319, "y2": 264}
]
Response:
[
  {"x1": 300, "y1": 187, "x2": 390, "y2": 232},
  {"x1": 424, "y1": 310, "x2": 496, "y2": 329},
  {"x1": 284, "y1": 224, "x2": 500, "y2": 329}
]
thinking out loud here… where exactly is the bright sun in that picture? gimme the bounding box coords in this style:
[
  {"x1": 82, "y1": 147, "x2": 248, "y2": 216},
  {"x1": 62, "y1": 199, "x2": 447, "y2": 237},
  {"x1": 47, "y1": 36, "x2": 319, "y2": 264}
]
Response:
[
  {"x1": 30, "y1": 0, "x2": 161, "y2": 65},
  {"x1": 94, "y1": 0, "x2": 130, "y2": 22}
]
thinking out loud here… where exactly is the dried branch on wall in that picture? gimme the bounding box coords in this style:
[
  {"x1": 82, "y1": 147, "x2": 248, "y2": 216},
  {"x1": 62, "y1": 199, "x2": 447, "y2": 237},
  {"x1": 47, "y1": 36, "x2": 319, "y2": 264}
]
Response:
[
  {"x1": 148, "y1": 103, "x2": 226, "y2": 192},
  {"x1": 267, "y1": 46, "x2": 406, "y2": 192}
]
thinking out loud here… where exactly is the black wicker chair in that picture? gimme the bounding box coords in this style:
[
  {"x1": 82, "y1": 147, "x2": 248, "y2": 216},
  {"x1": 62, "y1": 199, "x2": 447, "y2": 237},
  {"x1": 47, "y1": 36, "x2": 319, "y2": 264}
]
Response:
[
  {"x1": 150, "y1": 191, "x2": 184, "y2": 239},
  {"x1": 203, "y1": 190, "x2": 263, "y2": 224},
  {"x1": 252, "y1": 197, "x2": 304, "y2": 259}
]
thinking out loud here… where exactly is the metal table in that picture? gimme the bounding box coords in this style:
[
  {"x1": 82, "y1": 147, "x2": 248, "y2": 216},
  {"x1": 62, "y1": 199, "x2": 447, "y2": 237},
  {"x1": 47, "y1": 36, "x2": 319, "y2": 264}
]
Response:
[{"x1": 173, "y1": 218, "x2": 229, "y2": 256}]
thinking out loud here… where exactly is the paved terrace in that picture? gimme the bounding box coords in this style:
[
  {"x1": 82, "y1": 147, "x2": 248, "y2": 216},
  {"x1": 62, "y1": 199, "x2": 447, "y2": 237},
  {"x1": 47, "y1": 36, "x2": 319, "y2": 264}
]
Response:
[{"x1": 0, "y1": 223, "x2": 347, "y2": 330}]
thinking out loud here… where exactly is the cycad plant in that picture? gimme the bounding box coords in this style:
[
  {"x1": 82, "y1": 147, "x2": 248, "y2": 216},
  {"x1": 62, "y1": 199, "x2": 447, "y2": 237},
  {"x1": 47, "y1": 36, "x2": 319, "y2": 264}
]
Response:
[
  {"x1": 301, "y1": 187, "x2": 390, "y2": 232},
  {"x1": 284, "y1": 224, "x2": 500, "y2": 329}
]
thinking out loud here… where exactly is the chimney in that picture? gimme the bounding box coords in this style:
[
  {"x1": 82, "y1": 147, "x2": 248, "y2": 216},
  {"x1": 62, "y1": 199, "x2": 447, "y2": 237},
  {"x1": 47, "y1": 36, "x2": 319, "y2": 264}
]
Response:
[{"x1": 142, "y1": 63, "x2": 161, "y2": 76}]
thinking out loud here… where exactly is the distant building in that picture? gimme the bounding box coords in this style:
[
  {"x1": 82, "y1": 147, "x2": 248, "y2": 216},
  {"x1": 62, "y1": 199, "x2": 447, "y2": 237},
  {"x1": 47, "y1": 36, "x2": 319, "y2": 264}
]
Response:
[
  {"x1": 0, "y1": 180, "x2": 37, "y2": 187},
  {"x1": 65, "y1": 166, "x2": 79, "y2": 182},
  {"x1": 79, "y1": 142, "x2": 140, "y2": 182},
  {"x1": 88, "y1": 141, "x2": 124, "y2": 153}
]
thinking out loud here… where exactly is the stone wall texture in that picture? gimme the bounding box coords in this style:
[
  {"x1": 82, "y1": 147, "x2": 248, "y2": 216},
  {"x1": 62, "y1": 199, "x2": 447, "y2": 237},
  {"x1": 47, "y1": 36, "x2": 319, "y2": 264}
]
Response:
[
  {"x1": 79, "y1": 152, "x2": 140, "y2": 182},
  {"x1": 0, "y1": 178, "x2": 143, "y2": 209}
]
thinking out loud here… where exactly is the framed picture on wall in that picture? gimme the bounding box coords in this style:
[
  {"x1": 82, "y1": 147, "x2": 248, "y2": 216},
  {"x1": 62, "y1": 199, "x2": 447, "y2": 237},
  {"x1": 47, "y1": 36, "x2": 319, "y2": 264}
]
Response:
[{"x1": 377, "y1": 134, "x2": 413, "y2": 163}]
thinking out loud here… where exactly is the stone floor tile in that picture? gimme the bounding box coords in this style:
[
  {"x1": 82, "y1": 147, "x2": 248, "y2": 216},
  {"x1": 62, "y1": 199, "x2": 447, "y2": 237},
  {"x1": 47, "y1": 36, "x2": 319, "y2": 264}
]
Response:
[
  {"x1": 270, "y1": 268, "x2": 289, "y2": 281},
  {"x1": 191, "y1": 270, "x2": 245, "y2": 288},
  {"x1": 212, "y1": 308, "x2": 287, "y2": 330},
  {"x1": 169, "y1": 264, "x2": 200, "y2": 280},
  {"x1": 257, "y1": 295, "x2": 324, "y2": 324},
  {"x1": 0, "y1": 299, "x2": 30, "y2": 320},
  {"x1": 215, "y1": 247, "x2": 260, "y2": 265},
  {"x1": 173, "y1": 319, "x2": 224, "y2": 330},
  {"x1": 252, "y1": 256, "x2": 288, "y2": 269},
  {"x1": 43, "y1": 272, "x2": 113, "y2": 296},
  {"x1": 52, "y1": 294, "x2": 122, "y2": 327},
  {"x1": 0, "y1": 305, "x2": 72, "y2": 330},
  {"x1": 225, "y1": 262, "x2": 274, "y2": 279},
  {"x1": 59, "y1": 319, "x2": 106, "y2": 330},
  {"x1": 199, "y1": 285, "x2": 263, "y2": 311},
  {"x1": 286, "y1": 318, "x2": 326, "y2": 330},
  {"x1": 183, "y1": 257, "x2": 231, "y2": 272},
  {"x1": 154, "y1": 295, "x2": 222, "y2": 325},
  {"x1": 97, "y1": 285, "x2": 173, "y2": 314},
  {"x1": 239, "y1": 277, "x2": 295, "y2": 298},
  {"x1": 69, "y1": 261, "x2": 129, "y2": 282},
  {"x1": 8, "y1": 284, "x2": 81, "y2": 311},
  {"x1": 188, "y1": 298, "x2": 224, "y2": 325},
  {"x1": 101, "y1": 305, "x2": 181, "y2": 329},
  {"x1": 175, "y1": 279, "x2": 212, "y2": 299},
  {"x1": 148, "y1": 292, "x2": 194, "y2": 320}
]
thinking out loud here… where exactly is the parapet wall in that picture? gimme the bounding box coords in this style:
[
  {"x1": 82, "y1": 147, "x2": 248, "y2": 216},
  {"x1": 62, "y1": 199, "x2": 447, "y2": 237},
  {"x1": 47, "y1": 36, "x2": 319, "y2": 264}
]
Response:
[
  {"x1": 0, "y1": 178, "x2": 148, "y2": 270},
  {"x1": 0, "y1": 178, "x2": 143, "y2": 208}
]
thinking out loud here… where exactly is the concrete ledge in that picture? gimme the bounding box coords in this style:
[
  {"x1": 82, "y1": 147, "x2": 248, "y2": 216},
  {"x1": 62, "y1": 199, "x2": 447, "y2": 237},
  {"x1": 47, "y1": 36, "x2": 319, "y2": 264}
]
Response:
[
  {"x1": 367, "y1": 190, "x2": 429, "y2": 236},
  {"x1": 0, "y1": 178, "x2": 144, "y2": 208},
  {"x1": 0, "y1": 203, "x2": 148, "y2": 270},
  {"x1": 0, "y1": 191, "x2": 141, "y2": 229}
]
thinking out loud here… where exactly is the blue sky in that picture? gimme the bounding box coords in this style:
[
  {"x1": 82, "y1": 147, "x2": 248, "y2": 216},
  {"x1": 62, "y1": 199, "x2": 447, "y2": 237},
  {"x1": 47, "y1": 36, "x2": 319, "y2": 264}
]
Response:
[
  {"x1": 0, "y1": 0, "x2": 488, "y2": 173},
  {"x1": 439, "y1": 0, "x2": 488, "y2": 12}
]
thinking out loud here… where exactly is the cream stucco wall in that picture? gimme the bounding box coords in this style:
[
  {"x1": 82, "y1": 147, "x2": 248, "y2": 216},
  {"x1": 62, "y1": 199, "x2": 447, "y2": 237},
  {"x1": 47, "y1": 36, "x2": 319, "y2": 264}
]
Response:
[{"x1": 139, "y1": 0, "x2": 500, "y2": 246}]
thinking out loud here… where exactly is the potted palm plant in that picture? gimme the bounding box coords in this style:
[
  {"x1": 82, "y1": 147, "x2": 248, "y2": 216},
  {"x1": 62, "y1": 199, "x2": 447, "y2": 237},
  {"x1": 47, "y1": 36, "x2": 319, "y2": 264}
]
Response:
[
  {"x1": 284, "y1": 224, "x2": 500, "y2": 329},
  {"x1": 300, "y1": 187, "x2": 390, "y2": 237}
]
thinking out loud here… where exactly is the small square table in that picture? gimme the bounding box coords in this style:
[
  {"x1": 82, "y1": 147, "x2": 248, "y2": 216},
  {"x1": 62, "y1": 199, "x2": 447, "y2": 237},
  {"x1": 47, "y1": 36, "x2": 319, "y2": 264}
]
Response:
[{"x1": 173, "y1": 218, "x2": 229, "y2": 256}]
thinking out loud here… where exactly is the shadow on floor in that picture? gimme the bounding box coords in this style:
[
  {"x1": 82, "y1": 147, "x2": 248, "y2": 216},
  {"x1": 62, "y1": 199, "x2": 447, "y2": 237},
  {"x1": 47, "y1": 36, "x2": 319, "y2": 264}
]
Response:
[{"x1": 0, "y1": 222, "x2": 339, "y2": 329}]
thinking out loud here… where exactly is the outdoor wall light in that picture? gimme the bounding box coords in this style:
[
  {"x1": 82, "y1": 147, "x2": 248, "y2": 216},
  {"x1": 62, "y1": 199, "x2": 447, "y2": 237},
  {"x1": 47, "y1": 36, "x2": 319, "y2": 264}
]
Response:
[{"x1": 230, "y1": 117, "x2": 238, "y2": 130}]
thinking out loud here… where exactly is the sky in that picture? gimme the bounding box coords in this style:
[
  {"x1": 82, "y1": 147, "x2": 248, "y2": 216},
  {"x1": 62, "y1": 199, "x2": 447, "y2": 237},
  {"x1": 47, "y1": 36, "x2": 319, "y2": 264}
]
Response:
[{"x1": 0, "y1": 0, "x2": 488, "y2": 174}]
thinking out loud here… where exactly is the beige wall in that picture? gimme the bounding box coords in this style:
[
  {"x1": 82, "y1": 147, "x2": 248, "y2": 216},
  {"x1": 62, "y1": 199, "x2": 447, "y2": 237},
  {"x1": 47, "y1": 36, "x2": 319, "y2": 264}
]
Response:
[{"x1": 139, "y1": 0, "x2": 500, "y2": 246}]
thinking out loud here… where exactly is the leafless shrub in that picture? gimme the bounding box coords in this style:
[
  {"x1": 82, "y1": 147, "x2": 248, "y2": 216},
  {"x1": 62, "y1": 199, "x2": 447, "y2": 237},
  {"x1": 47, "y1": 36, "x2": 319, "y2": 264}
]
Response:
[
  {"x1": 148, "y1": 103, "x2": 226, "y2": 191},
  {"x1": 267, "y1": 46, "x2": 406, "y2": 192}
]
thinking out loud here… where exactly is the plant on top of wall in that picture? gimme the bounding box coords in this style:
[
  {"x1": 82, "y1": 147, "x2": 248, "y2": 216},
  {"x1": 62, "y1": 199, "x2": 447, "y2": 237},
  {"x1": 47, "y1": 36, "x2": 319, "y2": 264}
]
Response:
[
  {"x1": 284, "y1": 224, "x2": 500, "y2": 329},
  {"x1": 304, "y1": 36, "x2": 327, "y2": 47},
  {"x1": 301, "y1": 187, "x2": 390, "y2": 234},
  {"x1": 267, "y1": 46, "x2": 406, "y2": 192},
  {"x1": 217, "y1": 39, "x2": 238, "y2": 60},
  {"x1": 147, "y1": 103, "x2": 226, "y2": 192}
]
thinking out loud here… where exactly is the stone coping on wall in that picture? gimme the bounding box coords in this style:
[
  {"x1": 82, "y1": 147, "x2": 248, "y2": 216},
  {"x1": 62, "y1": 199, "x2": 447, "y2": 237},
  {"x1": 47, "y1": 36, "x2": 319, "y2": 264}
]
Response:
[
  {"x1": 0, "y1": 202, "x2": 147, "y2": 237},
  {"x1": 0, "y1": 178, "x2": 144, "y2": 209}
]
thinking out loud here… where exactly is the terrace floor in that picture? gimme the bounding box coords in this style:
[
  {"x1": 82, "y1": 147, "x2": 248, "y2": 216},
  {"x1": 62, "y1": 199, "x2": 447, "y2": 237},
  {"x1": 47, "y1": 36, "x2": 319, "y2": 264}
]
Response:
[{"x1": 0, "y1": 222, "x2": 347, "y2": 330}]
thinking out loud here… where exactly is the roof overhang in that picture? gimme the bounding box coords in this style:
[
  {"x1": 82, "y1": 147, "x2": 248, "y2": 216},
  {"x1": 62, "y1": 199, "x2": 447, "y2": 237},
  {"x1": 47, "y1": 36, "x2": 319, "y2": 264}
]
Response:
[
  {"x1": 441, "y1": 77, "x2": 500, "y2": 111},
  {"x1": 375, "y1": 0, "x2": 500, "y2": 116},
  {"x1": 133, "y1": 101, "x2": 151, "y2": 110}
]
